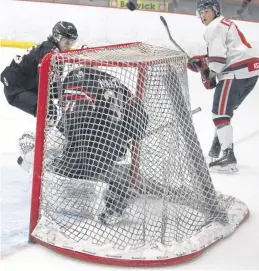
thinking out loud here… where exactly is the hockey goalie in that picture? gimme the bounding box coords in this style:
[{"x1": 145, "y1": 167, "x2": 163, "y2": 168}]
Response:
[{"x1": 17, "y1": 65, "x2": 149, "y2": 225}]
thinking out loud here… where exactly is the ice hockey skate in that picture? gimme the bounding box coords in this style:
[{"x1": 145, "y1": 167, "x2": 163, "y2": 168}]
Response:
[
  {"x1": 98, "y1": 186, "x2": 132, "y2": 225},
  {"x1": 209, "y1": 147, "x2": 238, "y2": 173},
  {"x1": 98, "y1": 195, "x2": 132, "y2": 225},
  {"x1": 208, "y1": 135, "x2": 221, "y2": 162},
  {"x1": 99, "y1": 208, "x2": 126, "y2": 225}
]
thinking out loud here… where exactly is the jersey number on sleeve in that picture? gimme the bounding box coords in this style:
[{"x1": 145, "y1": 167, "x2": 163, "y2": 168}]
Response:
[
  {"x1": 14, "y1": 46, "x2": 35, "y2": 64},
  {"x1": 221, "y1": 18, "x2": 252, "y2": 48},
  {"x1": 64, "y1": 101, "x2": 76, "y2": 112}
]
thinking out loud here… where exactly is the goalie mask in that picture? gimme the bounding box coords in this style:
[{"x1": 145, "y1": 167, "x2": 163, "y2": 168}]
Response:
[{"x1": 196, "y1": 0, "x2": 220, "y2": 18}]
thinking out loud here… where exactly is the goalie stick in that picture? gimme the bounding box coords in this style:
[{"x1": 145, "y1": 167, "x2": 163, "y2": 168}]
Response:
[{"x1": 142, "y1": 106, "x2": 201, "y2": 140}]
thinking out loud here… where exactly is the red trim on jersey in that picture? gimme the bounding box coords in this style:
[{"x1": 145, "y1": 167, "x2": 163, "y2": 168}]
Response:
[
  {"x1": 66, "y1": 85, "x2": 96, "y2": 100},
  {"x1": 214, "y1": 119, "x2": 230, "y2": 127},
  {"x1": 209, "y1": 57, "x2": 227, "y2": 64},
  {"x1": 220, "y1": 17, "x2": 232, "y2": 27},
  {"x1": 229, "y1": 58, "x2": 259, "y2": 68},
  {"x1": 63, "y1": 85, "x2": 97, "y2": 105},
  {"x1": 62, "y1": 94, "x2": 89, "y2": 101},
  {"x1": 223, "y1": 58, "x2": 259, "y2": 72},
  {"x1": 219, "y1": 79, "x2": 232, "y2": 115},
  {"x1": 62, "y1": 94, "x2": 95, "y2": 106}
]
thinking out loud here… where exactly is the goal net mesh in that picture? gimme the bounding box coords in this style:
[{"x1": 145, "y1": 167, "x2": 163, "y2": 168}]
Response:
[{"x1": 31, "y1": 42, "x2": 248, "y2": 265}]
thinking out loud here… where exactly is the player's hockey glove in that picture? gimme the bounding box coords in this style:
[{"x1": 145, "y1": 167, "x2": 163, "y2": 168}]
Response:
[
  {"x1": 187, "y1": 55, "x2": 217, "y2": 89},
  {"x1": 187, "y1": 55, "x2": 207, "y2": 73},
  {"x1": 201, "y1": 68, "x2": 217, "y2": 89}
]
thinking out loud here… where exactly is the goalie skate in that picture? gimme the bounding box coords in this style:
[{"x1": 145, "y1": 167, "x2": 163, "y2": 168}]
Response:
[
  {"x1": 209, "y1": 148, "x2": 238, "y2": 173},
  {"x1": 98, "y1": 190, "x2": 132, "y2": 225}
]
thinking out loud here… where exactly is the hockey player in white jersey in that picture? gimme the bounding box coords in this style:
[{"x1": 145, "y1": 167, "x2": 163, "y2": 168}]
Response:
[{"x1": 187, "y1": 0, "x2": 259, "y2": 172}]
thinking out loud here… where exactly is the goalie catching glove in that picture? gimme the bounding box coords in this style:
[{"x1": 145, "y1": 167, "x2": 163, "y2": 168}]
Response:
[{"x1": 187, "y1": 55, "x2": 217, "y2": 89}]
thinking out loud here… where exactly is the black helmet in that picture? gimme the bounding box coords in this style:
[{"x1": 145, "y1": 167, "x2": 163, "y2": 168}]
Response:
[
  {"x1": 52, "y1": 21, "x2": 78, "y2": 42},
  {"x1": 196, "y1": 0, "x2": 220, "y2": 17}
]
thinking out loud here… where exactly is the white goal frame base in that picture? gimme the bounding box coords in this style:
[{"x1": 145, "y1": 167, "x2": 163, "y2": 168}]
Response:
[{"x1": 32, "y1": 195, "x2": 248, "y2": 266}]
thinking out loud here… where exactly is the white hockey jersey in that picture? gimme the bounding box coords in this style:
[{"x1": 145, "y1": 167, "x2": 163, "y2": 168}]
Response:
[{"x1": 203, "y1": 15, "x2": 259, "y2": 80}]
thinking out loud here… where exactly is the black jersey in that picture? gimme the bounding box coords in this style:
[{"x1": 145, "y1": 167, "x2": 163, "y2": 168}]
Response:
[
  {"x1": 0, "y1": 39, "x2": 58, "y2": 95},
  {"x1": 52, "y1": 67, "x2": 149, "y2": 179}
]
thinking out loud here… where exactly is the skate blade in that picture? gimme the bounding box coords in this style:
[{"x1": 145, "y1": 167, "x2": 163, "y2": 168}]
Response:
[
  {"x1": 210, "y1": 163, "x2": 239, "y2": 174},
  {"x1": 211, "y1": 164, "x2": 239, "y2": 174}
]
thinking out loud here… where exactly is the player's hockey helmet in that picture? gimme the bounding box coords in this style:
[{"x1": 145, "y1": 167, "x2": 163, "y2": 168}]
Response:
[
  {"x1": 196, "y1": 0, "x2": 220, "y2": 18},
  {"x1": 52, "y1": 21, "x2": 78, "y2": 42}
]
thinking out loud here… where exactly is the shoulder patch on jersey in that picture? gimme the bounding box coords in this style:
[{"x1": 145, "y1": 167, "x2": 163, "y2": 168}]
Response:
[{"x1": 220, "y1": 17, "x2": 232, "y2": 27}]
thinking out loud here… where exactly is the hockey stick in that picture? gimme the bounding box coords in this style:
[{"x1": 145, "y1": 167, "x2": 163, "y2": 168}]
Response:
[
  {"x1": 160, "y1": 15, "x2": 191, "y2": 60},
  {"x1": 191, "y1": 106, "x2": 201, "y2": 115},
  {"x1": 160, "y1": 16, "x2": 202, "y2": 115},
  {"x1": 143, "y1": 106, "x2": 201, "y2": 139}
]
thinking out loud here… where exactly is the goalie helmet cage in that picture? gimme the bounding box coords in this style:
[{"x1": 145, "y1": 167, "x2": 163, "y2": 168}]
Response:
[{"x1": 30, "y1": 42, "x2": 249, "y2": 267}]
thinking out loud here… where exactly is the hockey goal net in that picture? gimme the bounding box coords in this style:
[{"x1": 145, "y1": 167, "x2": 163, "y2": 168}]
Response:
[{"x1": 30, "y1": 42, "x2": 248, "y2": 266}]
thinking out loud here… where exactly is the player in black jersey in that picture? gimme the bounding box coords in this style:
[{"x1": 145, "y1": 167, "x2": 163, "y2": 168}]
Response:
[{"x1": 1, "y1": 21, "x2": 78, "y2": 117}]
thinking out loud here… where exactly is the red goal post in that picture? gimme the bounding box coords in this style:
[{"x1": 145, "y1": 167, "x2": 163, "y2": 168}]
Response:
[{"x1": 29, "y1": 42, "x2": 249, "y2": 267}]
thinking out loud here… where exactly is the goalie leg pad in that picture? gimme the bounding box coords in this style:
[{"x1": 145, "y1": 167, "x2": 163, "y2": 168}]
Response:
[
  {"x1": 44, "y1": 127, "x2": 66, "y2": 165},
  {"x1": 16, "y1": 132, "x2": 35, "y2": 172},
  {"x1": 16, "y1": 128, "x2": 66, "y2": 173},
  {"x1": 98, "y1": 165, "x2": 135, "y2": 225},
  {"x1": 16, "y1": 131, "x2": 35, "y2": 156},
  {"x1": 43, "y1": 171, "x2": 104, "y2": 218}
]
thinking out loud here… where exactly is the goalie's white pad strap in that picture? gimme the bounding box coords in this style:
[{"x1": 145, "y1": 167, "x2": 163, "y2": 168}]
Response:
[{"x1": 18, "y1": 156, "x2": 32, "y2": 174}]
